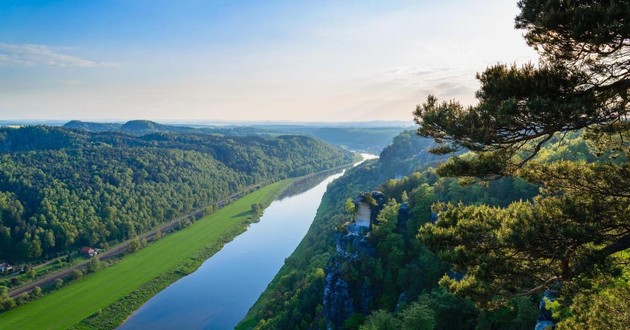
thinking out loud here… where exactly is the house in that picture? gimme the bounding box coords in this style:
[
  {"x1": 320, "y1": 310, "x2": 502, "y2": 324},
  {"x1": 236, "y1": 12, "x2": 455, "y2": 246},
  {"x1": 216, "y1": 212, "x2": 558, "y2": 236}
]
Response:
[
  {"x1": 80, "y1": 247, "x2": 98, "y2": 257},
  {"x1": 0, "y1": 262, "x2": 13, "y2": 273}
]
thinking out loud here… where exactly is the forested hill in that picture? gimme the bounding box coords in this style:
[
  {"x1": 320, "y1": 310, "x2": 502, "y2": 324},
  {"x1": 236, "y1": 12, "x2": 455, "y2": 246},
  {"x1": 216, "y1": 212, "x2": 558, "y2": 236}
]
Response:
[
  {"x1": 240, "y1": 130, "x2": 625, "y2": 329},
  {"x1": 62, "y1": 120, "x2": 408, "y2": 153},
  {"x1": 0, "y1": 126, "x2": 354, "y2": 261},
  {"x1": 63, "y1": 120, "x2": 266, "y2": 137},
  {"x1": 238, "y1": 130, "x2": 449, "y2": 329}
]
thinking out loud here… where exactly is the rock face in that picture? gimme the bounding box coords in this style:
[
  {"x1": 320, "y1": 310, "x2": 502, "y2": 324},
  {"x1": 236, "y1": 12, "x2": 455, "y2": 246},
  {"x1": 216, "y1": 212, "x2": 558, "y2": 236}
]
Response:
[
  {"x1": 323, "y1": 233, "x2": 375, "y2": 329},
  {"x1": 323, "y1": 191, "x2": 385, "y2": 329}
]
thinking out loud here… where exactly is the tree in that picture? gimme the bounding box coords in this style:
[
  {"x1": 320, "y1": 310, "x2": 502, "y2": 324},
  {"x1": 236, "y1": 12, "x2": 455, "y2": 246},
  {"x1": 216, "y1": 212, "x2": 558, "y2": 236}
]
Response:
[
  {"x1": 71, "y1": 269, "x2": 83, "y2": 281},
  {"x1": 399, "y1": 301, "x2": 435, "y2": 330},
  {"x1": 128, "y1": 236, "x2": 141, "y2": 253},
  {"x1": 414, "y1": 0, "x2": 629, "y2": 326},
  {"x1": 360, "y1": 310, "x2": 402, "y2": 330},
  {"x1": 155, "y1": 228, "x2": 163, "y2": 240},
  {"x1": 30, "y1": 286, "x2": 42, "y2": 299},
  {"x1": 31, "y1": 238, "x2": 42, "y2": 259},
  {"x1": 0, "y1": 285, "x2": 15, "y2": 312},
  {"x1": 203, "y1": 205, "x2": 215, "y2": 216},
  {"x1": 345, "y1": 198, "x2": 356, "y2": 219},
  {"x1": 55, "y1": 278, "x2": 63, "y2": 289},
  {"x1": 87, "y1": 256, "x2": 101, "y2": 273},
  {"x1": 251, "y1": 203, "x2": 263, "y2": 217}
]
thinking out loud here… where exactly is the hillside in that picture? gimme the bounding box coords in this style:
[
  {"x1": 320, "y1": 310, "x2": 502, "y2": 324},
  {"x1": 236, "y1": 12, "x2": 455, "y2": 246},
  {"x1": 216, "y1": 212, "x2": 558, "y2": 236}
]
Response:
[
  {"x1": 239, "y1": 131, "x2": 628, "y2": 329},
  {"x1": 61, "y1": 120, "x2": 408, "y2": 154},
  {"x1": 0, "y1": 126, "x2": 354, "y2": 262},
  {"x1": 238, "y1": 131, "x2": 449, "y2": 329}
]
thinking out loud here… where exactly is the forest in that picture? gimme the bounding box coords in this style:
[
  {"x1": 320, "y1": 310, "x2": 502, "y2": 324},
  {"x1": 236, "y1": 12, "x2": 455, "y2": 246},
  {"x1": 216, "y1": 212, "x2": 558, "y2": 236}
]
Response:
[
  {"x1": 239, "y1": 126, "x2": 550, "y2": 329},
  {"x1": 63, "y1": 120, "x2": 408, "y2": 153},
  {"x1": 0, "y1": 125, "x2": 354, "y2": 261}
]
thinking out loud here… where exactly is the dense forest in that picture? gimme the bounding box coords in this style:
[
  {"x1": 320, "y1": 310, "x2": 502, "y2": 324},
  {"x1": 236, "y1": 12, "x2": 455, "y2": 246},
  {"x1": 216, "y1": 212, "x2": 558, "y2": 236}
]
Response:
[
  {"x1": 0, "y1": 126, "x2": 354, "y2": 261},
  {"x1": 238, "y1": 129, "x2": 544, "y2": 329},
  {"x1": 63, "y1": 120, "x2": 407, "y2": 153},
  {"x1": 238, "y1": 130, "x2": 454, "y2": 329}
]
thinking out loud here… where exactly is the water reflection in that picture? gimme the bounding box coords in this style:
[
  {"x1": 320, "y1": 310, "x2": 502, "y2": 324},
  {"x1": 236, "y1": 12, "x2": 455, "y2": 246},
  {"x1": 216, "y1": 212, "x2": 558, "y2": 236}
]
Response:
[{"x1": 119, "y1": 154, "x2": 377, "y2": 330}]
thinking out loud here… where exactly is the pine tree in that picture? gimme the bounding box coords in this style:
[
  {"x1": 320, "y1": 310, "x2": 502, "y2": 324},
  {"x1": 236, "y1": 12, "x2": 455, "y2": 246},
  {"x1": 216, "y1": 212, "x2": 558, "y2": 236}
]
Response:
[{"x1": 414, "y1": 0, "x2": 629, "y2": 326}]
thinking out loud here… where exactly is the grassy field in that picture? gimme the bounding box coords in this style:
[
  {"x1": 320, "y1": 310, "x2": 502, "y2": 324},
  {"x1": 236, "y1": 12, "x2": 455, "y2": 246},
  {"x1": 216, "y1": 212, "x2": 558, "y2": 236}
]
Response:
[{"x1": 0, "y1": 180, "x2": 291, "y2": 330}]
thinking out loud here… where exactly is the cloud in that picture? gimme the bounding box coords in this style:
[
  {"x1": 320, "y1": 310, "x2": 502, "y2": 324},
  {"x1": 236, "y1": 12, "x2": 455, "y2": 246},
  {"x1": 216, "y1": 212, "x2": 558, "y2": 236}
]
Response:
[
  {"x1": 382, "y1": 66, "x2": 458, "y2": 84},
  {"x1": 0, "y1": 43, "x2": 117, "y2": 68}
]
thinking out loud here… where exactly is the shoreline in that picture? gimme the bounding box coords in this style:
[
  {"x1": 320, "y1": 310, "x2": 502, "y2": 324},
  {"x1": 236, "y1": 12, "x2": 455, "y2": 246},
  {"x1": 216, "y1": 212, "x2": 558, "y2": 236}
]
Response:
[
  {"x1": 0, "y1": 161, "x2": 356, "y2": 329},
  {"x1": 0, "y1": 179, "x2": 293, "y2": 329}
]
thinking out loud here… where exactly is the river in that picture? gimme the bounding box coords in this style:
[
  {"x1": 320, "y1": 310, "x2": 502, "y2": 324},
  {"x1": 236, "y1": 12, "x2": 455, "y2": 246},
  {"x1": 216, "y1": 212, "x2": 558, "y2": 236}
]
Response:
[{"x1": 119, "y1": 154, "x2": 378, "y2": 330}]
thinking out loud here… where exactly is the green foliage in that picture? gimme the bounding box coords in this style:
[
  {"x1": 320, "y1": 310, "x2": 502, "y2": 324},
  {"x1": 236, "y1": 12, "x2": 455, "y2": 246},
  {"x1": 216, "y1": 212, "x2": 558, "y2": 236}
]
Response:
[
  {"x1": 0, "y1": 286, "x2": 15, "y2": 312},
  {"x1": 360, "y1": 300, "x2": 436, "y2": 330},
  {"x1": 0, "y1": 126, "x2": 352, "y2": 261},
  {"x1": 154, "y1": 228, "x2": 162, "y2": 240},
  {"x1": 30, "y1": 286, "x2": 42, "y2": 299},
  {"x1": 71, "y1": 269, "x2": 83, "y2": 281},
  {"x1": 203, "y1": 205, "x2": 215, "y2": 216},
  {"x1": 399, "y1": 301, "x2": 435, "y2": 330},
  {"x1": 87, "y1": 256, "x2": 101, "y2": 273},
  {"x1": 345, "y1": 198, "x2": 356, "y2": 218},
  {"x1": 251, "y1": 203, "x2": 263, "y2": 216},
  {"x1": 0, "y1": 181, "x2": 290, "y2": 329},
  {"x1": 556, "y1": 279, "x2": 630, "y2": 330},
  {"x1": 360, "y1": 310, "x2": 402, "y2": 330},
  {"x1": 128, "y1": 237, "x2": 141, "y2": 253},
  {"x1": 413, "y1": 1, "x2": 630, "y2": 328},
  {"x1": 239, "y1": 129, "x2": 545, "y2": 329},
  {"x1": 239, "y1": 132, "x2": 439, "y2": 329}
]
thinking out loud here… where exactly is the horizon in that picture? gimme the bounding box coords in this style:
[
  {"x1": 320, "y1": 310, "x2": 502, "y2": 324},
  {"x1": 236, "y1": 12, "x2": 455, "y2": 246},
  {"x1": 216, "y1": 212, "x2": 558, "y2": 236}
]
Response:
[
  {"x1": 0, "y1": 118, "x2": 415, "y2": 127},
  {"x1": 1, "y1": 1, "x2": 537, "y2": 122}
]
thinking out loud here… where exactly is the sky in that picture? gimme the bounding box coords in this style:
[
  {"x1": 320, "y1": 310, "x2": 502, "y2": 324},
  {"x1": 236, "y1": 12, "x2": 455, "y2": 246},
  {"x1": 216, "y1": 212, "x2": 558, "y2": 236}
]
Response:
[{"x1": 0, "y1": 0, "x2": 538, "y2": 123}]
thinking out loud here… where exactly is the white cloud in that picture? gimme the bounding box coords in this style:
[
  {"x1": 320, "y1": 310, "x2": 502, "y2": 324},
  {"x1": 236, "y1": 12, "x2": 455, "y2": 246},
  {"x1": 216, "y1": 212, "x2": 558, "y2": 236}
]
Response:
[{"x1": 0, "y1": 43, "x2": 117, "y2": 68}]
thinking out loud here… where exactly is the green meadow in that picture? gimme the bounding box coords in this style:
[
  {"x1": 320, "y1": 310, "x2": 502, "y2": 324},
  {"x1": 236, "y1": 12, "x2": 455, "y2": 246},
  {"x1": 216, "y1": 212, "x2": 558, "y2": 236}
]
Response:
[{"x1": 0, "y1": 180, "x2": 291, "y2": 330}]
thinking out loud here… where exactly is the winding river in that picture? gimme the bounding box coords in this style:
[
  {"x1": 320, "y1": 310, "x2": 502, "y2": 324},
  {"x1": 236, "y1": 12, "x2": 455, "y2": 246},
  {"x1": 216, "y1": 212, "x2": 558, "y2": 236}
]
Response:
[{"x1": 119, "y1": 154, "x2": 377, "y2": 330}]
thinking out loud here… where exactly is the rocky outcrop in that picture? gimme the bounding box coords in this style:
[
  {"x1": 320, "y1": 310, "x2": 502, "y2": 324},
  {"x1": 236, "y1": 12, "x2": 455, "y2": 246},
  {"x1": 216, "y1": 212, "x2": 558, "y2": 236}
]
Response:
[
  {"x1": 323, "y1": 191, "x2": 385, "y2": 329},
  {"x1": 323, "y1": 233, "x2": 375, "y2": 329}
]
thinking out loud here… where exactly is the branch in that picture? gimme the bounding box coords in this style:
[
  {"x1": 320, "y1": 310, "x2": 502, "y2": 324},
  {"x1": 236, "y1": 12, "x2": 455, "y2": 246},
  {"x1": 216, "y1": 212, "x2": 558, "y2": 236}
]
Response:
[
  {"x1": 597, "y1": 234, "x2": 630, "y2": 257},
  {"x1": 516, "y1": 276, "x2": 560, "y2": 297}
]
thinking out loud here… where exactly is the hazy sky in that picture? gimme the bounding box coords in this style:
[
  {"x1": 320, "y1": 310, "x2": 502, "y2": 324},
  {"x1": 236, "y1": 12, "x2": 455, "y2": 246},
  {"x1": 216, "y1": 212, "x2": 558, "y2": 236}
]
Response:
[{"x1": 0, "y1": 0, "x2": 538, "y2": 122}]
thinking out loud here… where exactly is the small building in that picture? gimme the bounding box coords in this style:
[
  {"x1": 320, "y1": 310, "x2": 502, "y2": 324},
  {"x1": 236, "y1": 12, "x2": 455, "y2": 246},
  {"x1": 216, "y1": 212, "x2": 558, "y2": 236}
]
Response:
[
  {"x1": 80, "y1": 247, "x2": 98, "y2": 257},
  {"x1": 0, "y1": 262, "x2": 13, "y2": 272}
]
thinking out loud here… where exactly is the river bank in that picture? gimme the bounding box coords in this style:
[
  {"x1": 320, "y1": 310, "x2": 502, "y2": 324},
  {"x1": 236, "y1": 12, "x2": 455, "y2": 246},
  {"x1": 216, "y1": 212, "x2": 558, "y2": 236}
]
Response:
[
  {"x1": 0, "y1": 180, "x2": 293, "y2": 330},
  {"x1": 119, "y1": 168, "x2": 350, "y2": 329}
]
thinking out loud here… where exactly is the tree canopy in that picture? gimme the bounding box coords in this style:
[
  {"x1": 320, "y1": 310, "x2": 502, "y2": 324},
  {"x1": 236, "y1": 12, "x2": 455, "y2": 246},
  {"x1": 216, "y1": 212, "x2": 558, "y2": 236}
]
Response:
[
  {"x1": 0, "y1": 126, "x2": 354, "y2": 262},
  {"x1": 414, "y1": 0, "x2": 629, "y2": 327}
]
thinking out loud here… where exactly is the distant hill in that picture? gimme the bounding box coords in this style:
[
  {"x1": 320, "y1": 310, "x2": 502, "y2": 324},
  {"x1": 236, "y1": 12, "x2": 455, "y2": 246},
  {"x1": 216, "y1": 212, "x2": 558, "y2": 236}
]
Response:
[
  {"x1": 61, "y1": 120, "x2": 408, "y2": 153},
  {"x1": 63, "y1": 120, "x2": 122, "y2": 132},
  {"x1": 120, "y1": 120, "x2": 197, "y2": 134},
  {"x1": 256, "y1": 126, "x2": 408, "y2": 153}
]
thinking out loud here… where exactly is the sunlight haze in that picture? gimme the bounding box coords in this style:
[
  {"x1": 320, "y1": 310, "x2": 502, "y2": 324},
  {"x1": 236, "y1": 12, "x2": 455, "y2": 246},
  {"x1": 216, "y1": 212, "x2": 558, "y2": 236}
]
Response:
[{"x1": 0, "y1": 0, "x2": 538, "y2": 122}]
